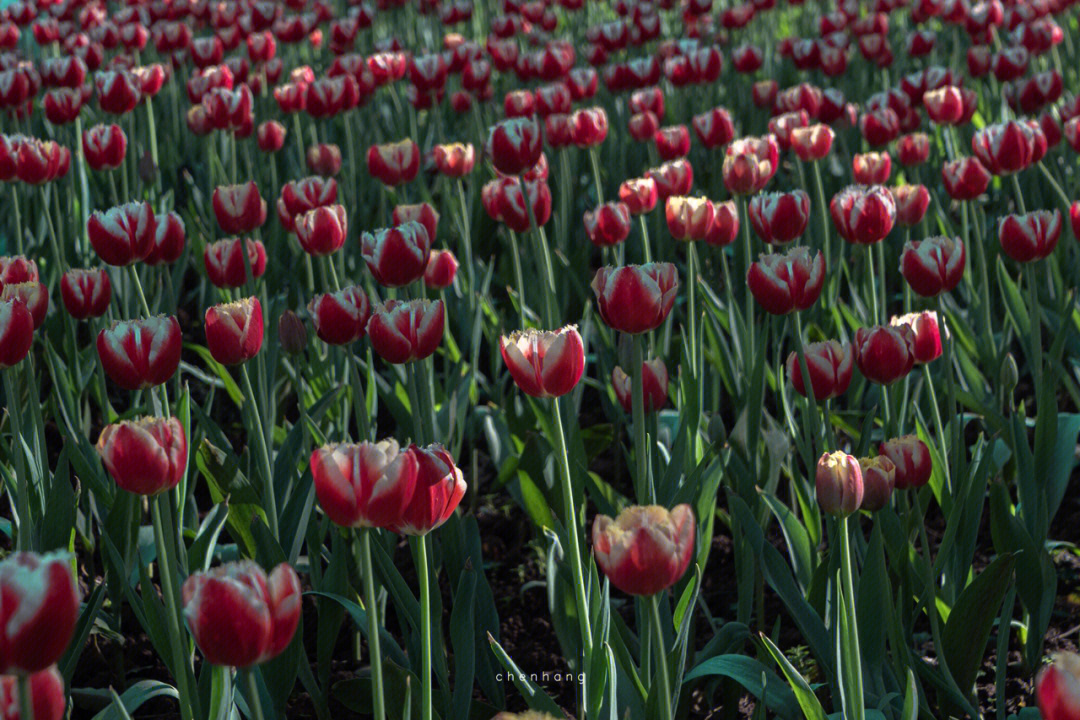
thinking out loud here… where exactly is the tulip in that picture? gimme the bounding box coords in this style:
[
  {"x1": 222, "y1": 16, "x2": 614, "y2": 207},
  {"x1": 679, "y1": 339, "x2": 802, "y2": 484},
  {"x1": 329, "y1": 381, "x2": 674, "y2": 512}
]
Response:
[
  {"x1": 82, "y1": 123, "x2": 126, "y2": 171},
  {"x1": 852, "y1": 152, "x2": 891, "y2": 185},
  {"x1": 612, "y1": 359, "x2": 668, "y2": 413},
  {"x1": 892, "y1": 184, "x2": 930, "y2": 226},
  {"x1": 311, "y1": 440, "x2": 419, "y2": 529},
  {"x1": 87, "y1": 201, "x2": 156, "y2": 266},
  {"x1": 723, "y1": 136, "x2": 778, "y2": 194},
  {"x1": 204, "y1": 238, "x2": 267, "y2": 289},
  {"x1": 999, "y1": 209, "x2": 1062, "y2": 263},
  {"x1": 665, "y1": 196, "x2": 714, "y2": 241},
  {"x1": 790, "y1": 124, "x2": 834, "y2": 161},
  {"x1": 492, "y1": 177, "x2": 553, "y2": 233},
  {"x1": 205, "y1": 297, "x2": 263, "y2": 366},
  {"x1": 627, "y1": 112, "x2": 660, "y2": 143},
  {"x1": 393, "y1": 444, "x2": 467, "y2": 535},
  {"x1": 145, "y1": 211, "x2": 186, "y2": 266},
  {"x1": 746, "y1": 247, "x2": 825, "y2": 315},
  {"x1": 748, "y1": 190, "x2": 811, "y2": 244},
  {"x1": 858, "y1": 455, "x2": 896, "y2": 511},
  {"x1": 277, "y1": 176, "x2": 338, "y2": 232},
  {"x1": 786, "y1": 339, "x2": 853, "y2": 400},
  {"x1": 309, "y1": 285, "x2": 371, "y2": 346},
  {"x1": 692, "y1": 106, "x2": 735, "y2": 148},
  {"x1": 0, "y1": 666, "x2": 66, "y2": 720},
  {"x1": 592, "y1": 263, "x2": 679, "y2": 334},
  {"x1": 499, "y1": 325, "x2": 585, "y2": 398},
  {"x1": 1036, "y1": 652, "x2": 1080, "y2": 720},
  {"x1": 361, "y1": 222, "x2": 432, "y2": 287},
  {"x1": 487, "y1": 117, "x2": 542, "y2": 176},
  {"x1": 306, "y1": 143, "x2": 342, "y2": 176},
  {"x1": 60, "y1": 269, "x2": 111, "y2": 320},
  {"x1": 768, "y1": 111, "x2": 809, "y2": 151},
  {"x1": 942, "y1": 156, "x2": 991, "y2": 200},
  {"x1": 96, "y1": 315, "x2": 183, "y2": 390},
  {"x1": 890, "y1": 311, "x2": 942, "y2": 364},
  {"x1": 879, "y1": 435, "x2": 932, "y2": 489},
  {"x1": 212, "y1": 181, "x2": 267, "y2": 234},
  {"x1": 584, "y1": 202, "x2": 631, "y2": 247},
  {"x1": 0, "y1": 298, "x2": 33, "y2": 369},
  {"x1": 182, "y1": 561, "x2": 301, "y2": 668},
  {"x1": 295, "y1": 204, "x2": 347, "y2": 256},
  {"x1": 592, "y1": 504, "x2": 695, "y2": 596},
  {"x1": 392, "y1": 203, "x2": 439, "y2": 243},
  {"x1": 896, "y1": 132, "x2": 930, "y2": 165},
  {"x1": 1, "y1": 283, "x2": 47, "y2": 329},
  {"x1": 424, "y1": 250, "x2": 458, "y2": 289},
  {"x1": 706, "y1": 201, "x2": 740, "y2": 247},
  {"x1": 256, "y1": 120, "x2": 286, "y2": 152},
  {"x1": 924, "y1": 86, "x2": 964, "y2": 124},
  {"x1": 97, "y1": 416, "x2": 187, "y2": 496},
  {"x1": 859, "y1": 107, "x2": 900, "y2": 146},
  {"x1": 899, "y1": 236, "x2": 965, "y2": 296},
  {"x1": 367, "y1": 298, "x2": 445, "y2": 363},
  {"x1": 830, "y1": 185, "x2": 896, "y2": 244},
  {"x1": 0, "y1": 257, "x2": 37, "y2": 285},
  {"x1": 432, "y1": 142, "x2": 476, "y2": 177},
  {"x1": 278, "y1": 310, "x2": 308, "y2": 355},
  {"x1": 972, "y1": 120, "x2": 1036, "y2": 175},
  {"x1": 647, "y1": 159, "x2": 694, "y2": 200},
  {"x1": 854, "y1": 324, "x2": 916, "y2": 384},
  {"x1": 654, "y1": 125, "x2": 690, "y2": 160},
  {"x1": 618, "y1": 177, "x2": 658, "y2": 214},
  {"x1": 815, "y1": 451, "x2": 863, "y2": 517},
  {"x1": 569, "y1": 106, "x2": 609, "y2": 147},
  {"x1": 0, "y1": 552, "x2": 80, "y2": 674}
]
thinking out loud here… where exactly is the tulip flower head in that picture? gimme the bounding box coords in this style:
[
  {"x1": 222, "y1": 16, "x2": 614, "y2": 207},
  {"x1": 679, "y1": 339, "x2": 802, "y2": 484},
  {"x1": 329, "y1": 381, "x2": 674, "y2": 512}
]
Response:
[
  {"x1": 60, "y1": 269, "x2": 111, "y2": 320},
  {"x1": 309, "y1": 285, "x2": 371, "y2": 346},
  {"x1": 393, "y1": 444, "x2": 467, "y2": 536},
  {"x1": 1037, "y1": 652, "x2": 1080, "y2": 720},
  {"x1": 889, "y1": 311, "x2": 942, "y2": 364},
  {"x1": 592, "y1": 263, "x2": 679, "y2": 334},
  {"x1": 815, "y1": 451, "x2": 863, "y2": 517},
  {"x1": 367, "y1": 298, "x2": 445, "y2": 363},
  {"x1": 0, "y1": 551, "x2": 80, "y2": 674},
  {"x1": 592, "y1": 504, "x2": 695, "y2": 596},
  {"x1": 295, "y1": 204, "x2": 348, "y2": 257},
  {"x1": 786, "y1": 339, "x2": 853, "y2": 401},
  {"x1": 892, "y1": 184, "x2": 930, "y2": 226},
  {"x1": 746, "y1": 246, "x2": 825, "y2": 315},
  {"x1": 854, "y1": 324, "x2": 916, "y2": 384},
  {"x1": 0, "y1": 297, "x2": 33, "y2": 369},
  {"x1": 999, "y1": 209, "x2": 1062, "y2": 263},
  {"x1": 97, "y1": 416, "x2": 188, "y2": 496},
  {"x1": 87, "y1": 201, "x2": 156, "y2": 266},
  {"x1": 612, "y1": 359, "x2": 669, "y2": 413},
  {"x1": 361, "y1": 221, "x2": 432, "y2": 288},
  {"x1": 311, "y1": 440, "x2": 419, "y2": 529},
  {"x1": 879, "y1": 435, "x2": 932, "y2": 489},
  {"x1": 830, "y1": 185, "x2": 896, "y2": 244},
  {"x1": 748, "y1": 190, "x2": 811, "y2": 245},
  {"x1": 584, "y1": 202, "x2": 632, "y2": 247},
  {"x1": 96, "y1": 315, "x2": 183, "y2": 390},
  {"x1": 859, "y1": 455, "x2": 896, "y2": 511},
  {"x1": 665, "y1": 195, "x2": 715, "y2": 241},
  {"x1": 205, "y1": 297, "x2": 264, "y2": 365},
  {"x1": 212, "y1": 181, "x2": 267, "y2": 234},
  {"x1": 500, "y1": 326, "x2": 585, "y2": 398},
  {"x1": 367, "y1": 138, "x2": 421, "y2": 186},
  {"x1": 0, "y1": 666, "x2": 66, "y2": 720}
]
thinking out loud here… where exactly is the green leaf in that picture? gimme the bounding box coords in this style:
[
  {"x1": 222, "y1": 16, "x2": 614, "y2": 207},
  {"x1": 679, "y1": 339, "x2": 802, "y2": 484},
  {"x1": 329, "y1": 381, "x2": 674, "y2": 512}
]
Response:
[
  {"x1": 995, "y1": 258, "x2": 1030, "y2": 338},
  {"x1": 758, "y1": 633, "x2": 827, "y2": 720},
  {"x1": 90, "y1": 681, "x2": 179, "y2": 720},
  {"x1": 486, "y1": 633, "x2": 566, "y2": 716},
  {"x1": 683, "y1": 654, "x2": 802, "y2": 720}
]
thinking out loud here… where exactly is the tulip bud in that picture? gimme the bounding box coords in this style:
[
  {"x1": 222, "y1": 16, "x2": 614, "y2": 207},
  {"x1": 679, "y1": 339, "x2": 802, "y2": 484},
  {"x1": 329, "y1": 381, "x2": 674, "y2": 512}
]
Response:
[
  {"x1": 654, "y1": 124, "x2": 690, "y2": 160},
  {"x1": 816, "y1": 451, "x2": 863, "y2": 517},
  {"x1": 611, "y1": 359, "x2": 669, "y2": 413},
  {"x1": 97, "y1": 416, "x2": 187, "y2": 496},
  {"x1": 972, "y1": 120, "x2": 1036, "y2": 175},
  {"x1": 692, "y1": 106, "x2": 735, "y2": 149},
  {"x1": 277, "y1": 310, "x2": 308, "y2": 354},
  {"x1": 295, "y1": 204, "x2": 347, "y2": 257},
  {"x1": 786, "y1": 339, "x2": 853, "y2": 401},
  {"x1": 96, "y1": 315, "x2": 183, "y2": 390},
  {"x1": 277, "y1": 176, "x2": 338, "y2": 233},
  {"x1": 182, "y1": 561, "x2": 302, "y2": 668},
  {"x1": 1037, "y1": 652, "x2": 1080, "y2": 720},
  {"x1": 0, "y1": 551, "x2": 80, "y2": 674},
  {"x1": 896, "y1": 132, "x2": 930, "y2": 166},
  {"x1": 889, "y1": 311, "x2": 942, "y2": 364},
  {"x1": 747, "y1": 246, "x2": 825, "y2": 315},
  {"x1": 311, "y1": 440, "x2": 419, "y2": 529},
  {"x1": 205, "y1": 297, "x2": 264, "y2": 365},
  {"x1": 500, "y1": 325, "x2": 585, "y2": 398},
  {"x1": 647, "y1": 159, "x2": 694, "y2": 200},
  {"x1": 424, "y1": 249, "x2": 458, "y2": 289},
  {"x1": 592, "y1": 263, "x2": 679, "y2": 334},
  {"x1": 852, "y1": 152, "x2": 891, "y2": 185},
  {"x1": 854, "y1": 324, "x2": 916, "y2": 384},
  {"x1": 0, "y1": 666, "x2": 66, "y2": 720},
  {"x1": 0, "y1": 256, "x2": 38, "y2": 285},
  {"x1": 899, "y1": 235, "x2": 964, "y2": 297},
  {"x1": 592, "y1": 504, "x2": 695, "y2": 596},
  {"x1": 1000, "y1": 352, "x2": 1019, "y2": 395},
  {"x1": 432, "y1": 142, "x2": 476, "y2": 177},
  {"x1": 859, "y1": 455, "x2": 896, "y2": 511},
  {"x1": 367, "y1": 298, "x2": 445, "y2": 363},
  {"x1": 706, "y1": 201, "x2": 740, "y2": 247},
  {"x1": 82, "y1": 123, "x2": 126, "y2": 171},
  {"x1": 309, "y1": 285, "x2": 371, "y2": 346},
  {"x1": 790, "y1": 124, "x2": 834, "y2": 161},
  {"x1": 393, "y1": 444, "x2": 467, "y2": 535}
]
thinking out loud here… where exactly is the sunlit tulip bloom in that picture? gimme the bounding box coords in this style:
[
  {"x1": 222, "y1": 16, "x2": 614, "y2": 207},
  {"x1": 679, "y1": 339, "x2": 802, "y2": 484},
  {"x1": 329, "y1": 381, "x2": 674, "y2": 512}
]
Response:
[
  {"x1": 96, "y1": 416, "x2": 187, "y2": 496},
  {"x1": 392, "y1": 203, "x2": 439, "y2": 243},
  {"x1": 367, "y1": 299, "x2": 445, "y2": 363},
  {"x1": 665, "y1": 196, "x2": 714, "y2": 240},
  {"x1": 971, "y1": 120, "x2": 1036, "y2": 175},
  {"x1": 204, "y1": 238, "x2": 267, "y2": 288},
  {"x1": 0, "y1": 283, "x2": 46, "y2": 329},
  {"x1": 942, "y1": 156, "x2": 991, "y2": 200},
  {"x1": 859, "y1": 455, "x2": 895, "y2": 511},
  {"x1": 60, "y1": 269, "x2": 111, "y2": 320},
  {"x1": 998, "y1": 209, "x2": 1062, "y2": 263},
  {"x1": 647, "y1": 159, "x2": 694, "y2": 200},
  {"x1": 852, "y1": 152, "x2": 891, "y2": 185},
  {"x1": 854, "y1": 324, "x2": 916, "y2": 384},
  {"x1": 0, "y1": 666, "x2": 66, "y2": 720},
  {"x1": 0, "y1": 552, "x2": 80, "y2": 674},
  {"x1": 749, "y1": 190, "x2": 811, "y2": 244},
  {"x1": 892, "y1": 184, "x2": 930, "y2": 227},
  {"x1": 277, "y1": 176, "x2": 338, "y2": 232},
  {"x1": 361, "y1": 222, "x2": 432, "y2": 288},
  {"x1": 424, "y1": 249, "x2": 458, "y2": 289},
  {"x1": 924, "y1": 85, "x2": 964, "y2": 124},
  {"x1": 432, "y1": 142, "x2": 476, "y2": 177},
  {"x1": 182, "y1": 561, "x2": 301, "y2": 668},
  {"x1": 790, "y1": 124, "x2": 834, "y2": 161},
  {"x1": 705, "y1": 201, "x2": 740, "y2": 246},
  {"x1": 889, "y1": 311, "x2": 942, "y2": 364},
  {"x1": 618, "y1": 177, "x2": 658, "y2": 214},
  {"x1": 592, "y1": 504, "x2": 695, "y2": 596},
  {"x1": 212, "y1": 181, "x2": 267, "y2": 234},
  {"x1": 309, "y1": 286, "x2": 371, "y2": 345},
  {"x1": 487, "y1": 117, "x2": 542, "y2": 175},
  {"x1": 592, "y1": 263, "x2": 679, "y2": 334},
  {"x1": 205, "y1": 297, "x2": 263, "y2": 365},
  {"x1": 830, "y1": 185, "x2": 896, "y2": 244},
  {"x1": 1036, "y1": 652, "x2": 1080, "y2": 720},
  {"x1": 499, "y1": 325, "x2": 585, "y2": 398},
  {"x1": 654, "y1": 124, "x2": 690, "y2": 160},
  {"x1": 611, "y1": 359, "x2": 669, "y2": 413},
  {"x1": 87, "y1": 201, "x2": 156, "y2": 266},
  {"x1": 295, "y1": 205, "x2": 347, "y2": 256},
  {"x1": 0, "y1": 299, "x2": 33, "y2": 368},
  {"x1": 96, "y1": 315, "x2": 182, "y2": 390},
  {"x1": 393, "y1": 444, "x2": 467, "y2": 536},
  {"x1": 82, "y1": 123, "x2": 126, "y2": 171},
  {"x1": 900, "y1": 236, "x2": 964, "y2": 297},
  {"x1": 879, "y1": 435, "x2": 932, "y2": 489},
  {"x1": 723, "y1": 135, "x2": 778, "y2": 194},
  {"x1": 311, "y1": 440, "x2": 419, "y2": 529},
  {"x1": 816, "y1": 451, "x2": 863, "y2": 517},
  {"x1": 786, "y1": 339, "x2": 853, "y2": 400}
]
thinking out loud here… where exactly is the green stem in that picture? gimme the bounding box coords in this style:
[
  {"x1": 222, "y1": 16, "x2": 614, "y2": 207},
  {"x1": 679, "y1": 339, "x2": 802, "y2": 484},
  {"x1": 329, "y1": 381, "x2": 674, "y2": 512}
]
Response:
[
  {"x1": 922, "y1": 363, "x2": 953, "y2": 496},
  {"x1": 244, "y1": 669, "x2": 265, "y2": 720},
  {"x1": 507, "y1": 230, "x2": 527, "y2": 328},
  {"x1": 413, "y1": 535, "x2": 433, "y2": 720},
  {"x1": 866, "y1": 244, "x2": 880, "y2": 325},
  {"x1": 151, "y1": 495, "x2": 195, "y2": 720},
  {"x1": 362, "y1": 530, "x2": 386, "y2": 720},
  {"x1": 649, "y1": 594, "x2": 674, "y2": 720},
  {"x1": 455, "y1": 178, "x2": 476, "y2": 294},
  {"x1": 4, "y1": 370, "x2": 30, "y2": 550},
  {"x1": 812, "y1": 160, "x2": 831, "y2": 270},
  {"x1": 838, "y1": 514, "x2": 864, "y2": 720},
  {"x1": 17, "y1": 672, "x2": 34, "y2": 720},
  {"x1": 10, "y1": 184, "x2": 22, "y2": 255},
  {"x1": 739, "y1": 197, "x2": 756, "y2": 355},
  {"x1": 631, "y1": 334, "x2": 650, "y2": 503},
  {"x1": 588, "y1": 146, "x2": 605, "y2": 204},
  {"x1": 129, "y1": 265, "x2": 152, "y2": 316},
  {"x1": 639, "y1": 214, "x2": 653, "y2": 264},
  {"x1": 240, "y1": 363, "x2": 278, "y2": 537},
  {"x1": 792, "y1": 312, "x2": 822, "y2": 456}
]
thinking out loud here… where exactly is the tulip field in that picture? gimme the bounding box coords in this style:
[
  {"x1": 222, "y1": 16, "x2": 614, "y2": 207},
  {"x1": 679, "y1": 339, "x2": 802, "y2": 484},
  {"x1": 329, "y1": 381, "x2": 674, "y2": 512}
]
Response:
[{"x1": 6, "y1": 0, "x2": 1080, "y2": 718}]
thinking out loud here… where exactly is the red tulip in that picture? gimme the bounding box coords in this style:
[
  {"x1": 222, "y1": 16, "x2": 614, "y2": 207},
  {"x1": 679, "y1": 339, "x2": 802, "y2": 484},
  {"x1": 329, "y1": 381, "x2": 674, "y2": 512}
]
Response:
[
  {"x1": 60, "y1": 268, "x2": 111, "y2": 320},
  {"x1": 1071, "y1": 201, "x2": 1080, "y2": 241},
  {"x1": 309, "y1": 286, "x2": 371, "y2": 345},
  {"x1": 306, "y1": 143, "x2": 342, "y2": 177},
  {"x1": 492, "y1": 177, "x2": 552, "y2": 232},
  {"x1": 691, "y1": 106, "x2": 735, "y2": 148},
  {"x1": 592, "y1": 263, "x2": 679, "y2": 334},
  {"x1": 630, "y1": 87, "x2": 664, "y2": 117},
  {"x1": 584, "y1": 202, "x2": 631, "y2": 247},
  {"x1": 618, "y1": 177, "x2": 658, "y2": 214},
  {"x1": 665, "y1": 196, "x2": 715, "y2": 241},
  {"x1": 859, "y1": 455, "x2": 896, "y2": 511},
  {"x1": 790, "y1": 124, "x2": 834, "y2": 161},
  {"x1": 879, "y1": 435, "x2": 932, "y2": 489},
  {"x1": 0, "y1": 552, "x2": 80, "y2": 674},
  {"x1": 96, "y1": 416, "x2": 187, "y2": 496},
  {"x1": 182, "y1": 561, "x2": 301, "y2": 668},
  {"x1": 145, "y1": 211, "x2": 186, "y2": 266},
  {"x1": 896, "y1": 133, "x2": 930, "y2": 166},
  {"x1": 999, "y1": 209, "x2": 1062, "y2": 262},
  {"x1": 723, "y1": 135, "x2": 778, "y2": 194},
  {"x1": 611, "y1": 358, "x2": 669, "y2": 413},
  {"x1": 361, "y1": 222, "x2": 431, "y2": 288},
  {"x1": 366, "y1": 139, "x2": 421, "y2": 186},
  {"x1": 82, "y1": 123, "x2": 126, "y2": 171},
  {"x1": 654, "y1": 124, "x2": 690, "y2": 160},
  {"x1": 0, "y1": 666, "x2": 66, "y2": 720},
  {"x1": 889, "y1": 311, "x2": 942, "y2": 364},
  {"x1": 367, "y1": 298, "x2": 445, "y2": 363},
  {"x1": 852, "y1": 152, "x2": 891, "y2": 185},
  {"x1": 647, "y1": 159, "x2": 694, "y2": 200},
  {"x1": 786, "y1": 339, "x2": 853, "y2": 400},
  {"x1": 0, "y1": 256, "x2": 37, "y2": 285},
  {"x1": 277, "y1": 176, "x2": 337, "y2": 232},
  {"x1": 900, "y1": 235, "x2": 965, "y2": 296},
  {"x1": 204, "y1": 238, "x2": 267, "y2": 288},
  {"x1": 212, "y1": 181, "x2": 267, "y2": 234},
  {"x1": 432, "y1": 142, "x2": 476, "y2": 177},
  {"x1": 500, "y1": 325, "x2": 585, "y2": 398},
  {"x1": 627, "y1": 111, "x2": 660, "y2": 143},
  {"x1": 486, "y1": 117, "x2": 542, "y2": 176},
  {"x1": 942, "y1": 156, "x2": 991, "y2": 200},
  {"x1": 94, "y1": 69, "x2": 140, "y2": 114},
  {"x1": 1, "y1": 282, "x2": 46, "y2": 329},
  {"x1": 0, "y1": 298, "x2": 33, "y2": 368},
  {"x1": 924, "y1": 86, "x2": 964, "y2": 124},
  {"x1": 854, "y1": 324, "x2": 916, "y2": 384},
  {"x1": 748, "y1": 190, "x2": 811, "y2": 244},
  {"x1": 747, "y1": 246, "x2": 825, "y2": 315},
  {"x1": 892, "y1": 184, "x2": 930, "y2": 226},
  {"x1": 706, "y1": 201, "x2": 740, "y2": 246},
  {"x1": 1036, "y1": 652, "x2": 1080, "y2": 720},
  {"x1": 87, "y1": 201, "x2": 156, "y2": 266},
  {"x1": 295, "y1": 204, "x2": 347, "y2": 257},
  {"x1": 569, "y1": 106, "x2": 609, "y2": 147},
  {"x1": 392, "y1": 203, "x2": 439, "y2": 243},
  {"x1": 205, "y1": 297, "x2": 263, "y2": 365},
  {"x1": 592, "y1": 504, "x2": 695, "y2": 596},
  {"x1": 393, "y1": 444, "x2": 467, "y2": 535},
  {"x1": 972, "y1": 120, "x2": 1036, "y2": 175},
  {"x1": 830, "y1": 185, "x2": 896, "y2": 244},
  {"x1": 815, "y1": 451, "x2": 863, "y2": 517},
  {"x1": 859, "y1": 107, "x2": 900, "y2": 146},
  {"x1": 768, "y1": 111, "x2": 809, "y2": 151},
  {"x1": 96, "y1": 315, "x2": 182, "y2": 390},
  {"x1": 424, "y1": 249, "x2": 458, "y2": 289},
  {"x1": 311, "y1": 440, "x2": 419, "y2": 529}
]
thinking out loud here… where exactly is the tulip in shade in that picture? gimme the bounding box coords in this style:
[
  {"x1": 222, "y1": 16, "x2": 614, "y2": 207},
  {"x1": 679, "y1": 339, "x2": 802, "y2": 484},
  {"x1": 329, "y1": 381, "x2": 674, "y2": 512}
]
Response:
[
  {"x1": 892, "y1": 184, "x2": 930, "y2": 227},
  {"x1": 0, "y1": 298, "x2": 33, "y2": 369},
  {"x1": 854, "y1": 324, "x2": 916, "y2": 384},
  {"x1": 500, "y1": 326, "x2": 585, "y2": 398},
  {"x1": 1, "y1": 283, "x2": 46, "y2": 330},
  {"x1": 942, "y1": 157, "x2": 991, "y2": 200},
  {"x1": 146, "y1": 211, "x2": 186, "y2": 266},
  {"x1": 0, "y1": 666, "x2": 66, "y2": 720},
  {"x1": 367, "y1": 298, "x2": 445, "y2": 363},
  {"x1": 748, "y1": 190, "x2": 811, "y2": 245},
  {"x1": 309, "y1": 286, "x2": 371, "y2": 346},
  {"x1": 311, "y1": 440, "x2": 419, "y2": 528},
  {"x1": 60, "y1": 269, "x2": 111, "y2": 320},
  {"x1": 361, "y1": 222, "x2": 432, "y2": 287},
  {"x1": 492, "y1": 178, "x2": 553, "y2": 233},
  {"x1": 665, "y1": 196, "x2": 715, "y2": 241},
  {"x1": 786, "y1": 339, "x2": 853, "y2": 400},
  {"x1": 618, "y1": 177, "x2": 658, "y2": 215},
  {"x1": 899, "y1": 236, "x2": 965, "y2": 297},
  {"x1": 96, "y1": 315, "x2": 183, "y2": 390},
  {"x1": 611, "y1": 359, "x2": 669, "y2": 413},
  {"x1": 97, "y1": 416, "x2": 187, "y2": 496},
  {"x1": 859, "y1": 455, "x2": 896, "y2": 511},
  {"x1": 972, "y1": 120, "x2": 1037, "y2": 175},
  {"x1": 889, "y1": 311, "x2": 942, "y2": 363},
  {"x1": 204, "y1": 238, "x2": 267, "y2": 288},
  {"x1": 592, "y1": 263, "x2": 679, "y2": 334},
  {"x1": 0, "y1": 551, "x2": 80, "y2": 674},
  {"x1": 879, "y1": 435, "x2": 933, "y2": 489},
  {"x1": 1037, "y1": 652, "x2": 1080, "y2": 720},
  {"x1": 486, "y1": 117, "x2": 542, "y2": 176},
  {"x1": 306, "y1": 143, "x2": 342, "y2": 176},
  {"x1": 830, "y1": 185, "x2": 896, "y2": 244},
  {"x1": 592, "y1": 504, "x2": 695, "y2": 596},
  {"x1": 746, "y1": 247, "x2": 825, "y2": 315},
  {"x1": 0, "y1": 257, "x2": 37, "y2": 285},
  {"x1": 692, "y1": 107, "x2": 735, "y2": 149},
  {"x1": 424, "y1": 249, "x2": 458, "y2": 289},
  {"x1": 182, "y1": 561, "x2": 301, "y2": 668},
  {"x1": 999, "y1": 209, "x2": 1062, "y2": 263},
  {"x1": 392, "y1": 203, "x2": 439, "y2": 243},
  {"x1": 277, "y1": 176, "x2": 338, "y2": 232},
  {"x1": 706, "y1": 201, "x2": 740, "y2": 247},
  {"x1": 570, "y1": 107, "x2": 609, "y2": 147},
  {"x1": 584, "y1": 202, "x2": 631, "y2": 247},
  {"x1": 654, "y1": 125, "x2": 690, "y2": 160},
  {"x1": 212, "y1": 181, "x2": 267, "y2": 234},
  {"x1": 256, "y1": 120, "x2": 286, "y2": 152},
  {"x1": 205, "y1": 297, "x2": 264, "y2": 365},
  {"x1": 393, "y1": 444, "x2": 467, "y2": 535},
  {"x1": 82, "y1": 123, "x2": 126, "y2": 171},
  {"x1": 87, "y1": 201, "x2": 156, "y2": 266},
  {"x1": 295, "y1": 204, "x2": 347, "y2": 256},
  {"x1": 367, "y1": 139, "x2": 421, "y2": 186},
  {"x1": 815, "y1": 451, "x2": 863, "y2": 517}
]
